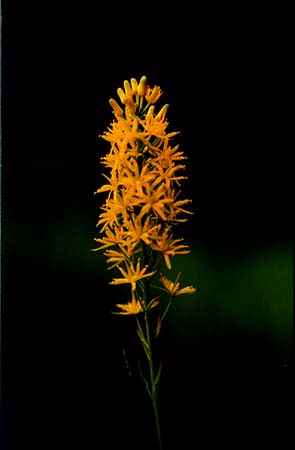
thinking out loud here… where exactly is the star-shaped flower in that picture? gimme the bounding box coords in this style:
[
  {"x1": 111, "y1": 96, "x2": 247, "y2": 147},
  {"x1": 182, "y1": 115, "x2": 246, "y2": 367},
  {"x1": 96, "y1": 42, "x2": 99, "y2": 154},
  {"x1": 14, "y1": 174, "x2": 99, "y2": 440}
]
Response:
[
  {"x1": 110, "y1": 258, "x2": 156, "y2": 291},
  {"x1": 160, "y1": 273, "x2": 196, "y2": 296},
  {"x1": 113, "y1": 293, "x2": 143, "y2": 315}
]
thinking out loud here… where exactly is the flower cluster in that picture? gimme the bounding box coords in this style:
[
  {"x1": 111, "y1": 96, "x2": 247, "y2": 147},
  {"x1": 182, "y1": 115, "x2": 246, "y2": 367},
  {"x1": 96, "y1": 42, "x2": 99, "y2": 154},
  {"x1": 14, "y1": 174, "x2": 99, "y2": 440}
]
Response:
[{"x1": 94, "y1": 75, "x2": 196, "y2": 315}]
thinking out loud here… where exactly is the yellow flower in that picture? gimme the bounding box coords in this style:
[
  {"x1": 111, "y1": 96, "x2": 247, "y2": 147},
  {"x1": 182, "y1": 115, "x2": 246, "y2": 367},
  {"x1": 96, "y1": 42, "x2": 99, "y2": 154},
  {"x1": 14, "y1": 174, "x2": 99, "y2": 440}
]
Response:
[
  {"x1": 165, "y1": 194, "x2": 193, "y2": 223},
  {"x1": 120, "y1": 157, "x2": 155, "y2": 201},
  {"x1": 104, "y1": 249, "x2": 128, "y2": 269},
  {"x1": 160, "y1": 273, "x2": 197, "y2": 296},
  {"x1": 100, "y1": 139, "x2": 130, "y2": 173},
  {"x1": 138, "y1": 108, "x2": 171, "y2": 143},
  {"x1": 138, "y1": 183, "x2": 174, "y2": 221},
  {"x1": 150, "y1": 160, "x2": 187, "y2": 190},
  {"x1": 152, "y1": 140, "x2": 185, "y2": 164},
  {"x1": 96, "y1": 197, "x2": 126, "y2": 232},
  {"x1": 94, "y1": 171, "x2": 123, "y2": 202},
  {"x1": 92, "y1": 227, "x2": 125, "y2": 251},
  {"x1": 110, "y1": 258, "x2": 156, "y2": 291},
  {"x1": 114, "y1": 293, "x2": 143, "y2": 315},
  {"x1": 101, "y1": 116, "x2": 140, "y2": 154},
  {"x1": 145, "y1": 85, "x2": 162, "y2": 104},
  {"x1": 151, "y1": 228, "x2": 190, "y2": 270},
  {"x1": 124, "y1": 215, "x2": 160, "y2": 247}
]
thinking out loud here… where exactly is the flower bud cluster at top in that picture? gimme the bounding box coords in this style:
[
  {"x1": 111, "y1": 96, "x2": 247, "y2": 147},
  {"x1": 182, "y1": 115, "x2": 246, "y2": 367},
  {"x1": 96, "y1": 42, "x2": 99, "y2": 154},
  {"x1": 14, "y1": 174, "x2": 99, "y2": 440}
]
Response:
[{"x1": 93, "y1": 75, "x2": 194, "y2": 312}]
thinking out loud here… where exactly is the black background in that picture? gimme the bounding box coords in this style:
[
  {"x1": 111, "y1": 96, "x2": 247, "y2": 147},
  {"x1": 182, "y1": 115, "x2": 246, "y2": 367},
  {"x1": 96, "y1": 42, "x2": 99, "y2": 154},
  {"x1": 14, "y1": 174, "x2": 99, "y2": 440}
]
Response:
[{"x1": 1, "y1": 3, "x2": 293, "y2": 449}]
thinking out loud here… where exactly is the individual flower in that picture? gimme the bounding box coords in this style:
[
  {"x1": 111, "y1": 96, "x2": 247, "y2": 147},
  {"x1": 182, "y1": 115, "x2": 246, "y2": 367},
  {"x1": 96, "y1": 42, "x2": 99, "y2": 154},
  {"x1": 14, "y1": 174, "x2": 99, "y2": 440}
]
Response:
[
  {"x1": 119, "y1": 157, "x2": 155, "y2": 201},
  {"x1": 124, "y1": 214, "x2": 161, "y2": 248},
  {"x1": 160, "y1": 272, "x2": 197, "y2": 296},
  {"x1": 103, "y1": 249, "x2": 128, "y2": 269},
  {"x1": 145, "y1": 84, "x2": 162, "y2": 104},
  {"x1": 92, "y1": 226, "x2": 125, "y2": 252},
  {"x1": 96, "y1": 197, "x2": 126, "y2": 232},
  {"x1": 150, "y1": 159, "x2": 187, "y2": 190},
  {"x1": 114, "y1": 292, "x2": 143, "y2": 315},
  {"x1": 137, "y1": 183, "x2": 174, "y2": 221},
  {"x1": 150, "y1": 227, "x2": 190, "y2": 270},
  {"x1": 110, "y1": 258, "x2": 156, "y2": 291}
]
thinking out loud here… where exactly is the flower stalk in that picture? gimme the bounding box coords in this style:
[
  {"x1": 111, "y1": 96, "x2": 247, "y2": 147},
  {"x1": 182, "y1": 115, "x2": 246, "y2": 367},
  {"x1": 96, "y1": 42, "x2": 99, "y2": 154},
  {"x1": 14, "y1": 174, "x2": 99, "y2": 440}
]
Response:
[
  {"x1": 144, "y1": 309, "x2": 162, "y2": 449},
  {"x1": 93, "y1": 75, "x2": 197, "y2": 449}
]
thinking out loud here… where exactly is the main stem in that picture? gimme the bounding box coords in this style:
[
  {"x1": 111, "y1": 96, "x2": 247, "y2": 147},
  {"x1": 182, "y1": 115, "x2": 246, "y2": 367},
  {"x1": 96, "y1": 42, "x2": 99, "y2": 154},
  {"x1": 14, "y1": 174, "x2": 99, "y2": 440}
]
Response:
[
  {"x1": 142, "y1": 281, "x2": 162, "y2": 450},
  {"x1": 144, "y1": 311, "x2": 162, "y2": 450}
]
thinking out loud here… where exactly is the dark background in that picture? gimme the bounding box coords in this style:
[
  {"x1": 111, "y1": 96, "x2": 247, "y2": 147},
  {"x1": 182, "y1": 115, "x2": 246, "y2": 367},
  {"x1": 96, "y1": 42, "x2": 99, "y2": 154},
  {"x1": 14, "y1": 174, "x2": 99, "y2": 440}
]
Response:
[{"x1": 2, "y1": 4, "x2": 293, "y2": 449}]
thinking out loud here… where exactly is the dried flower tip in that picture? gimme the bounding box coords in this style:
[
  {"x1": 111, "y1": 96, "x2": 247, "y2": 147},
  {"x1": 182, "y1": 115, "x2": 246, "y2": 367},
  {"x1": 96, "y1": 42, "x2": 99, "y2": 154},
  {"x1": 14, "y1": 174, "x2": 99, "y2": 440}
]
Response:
[
  {"x1": 147, "y1": 296, "x2": 160, "y2": 311},
  {"x1": 155, "y1": 315, "x2": 161, "y2": 337}
]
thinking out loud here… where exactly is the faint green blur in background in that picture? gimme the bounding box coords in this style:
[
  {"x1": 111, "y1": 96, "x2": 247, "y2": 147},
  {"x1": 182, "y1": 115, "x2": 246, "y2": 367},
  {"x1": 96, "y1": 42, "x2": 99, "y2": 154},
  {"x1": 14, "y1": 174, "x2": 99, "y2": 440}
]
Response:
[{"x1": 166, "y1": 239, "x2": 293, "y2": 366}]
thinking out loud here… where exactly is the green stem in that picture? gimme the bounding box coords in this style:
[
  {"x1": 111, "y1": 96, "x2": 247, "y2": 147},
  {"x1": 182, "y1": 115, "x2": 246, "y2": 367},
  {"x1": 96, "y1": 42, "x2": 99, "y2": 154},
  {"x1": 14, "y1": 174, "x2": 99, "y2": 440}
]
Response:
[
  {"x1": 144, "y1": 309, "x2": 162, "y2": 450},
  {"x1": 139, "y1": 245, "x2": 163, "y2": 448}
]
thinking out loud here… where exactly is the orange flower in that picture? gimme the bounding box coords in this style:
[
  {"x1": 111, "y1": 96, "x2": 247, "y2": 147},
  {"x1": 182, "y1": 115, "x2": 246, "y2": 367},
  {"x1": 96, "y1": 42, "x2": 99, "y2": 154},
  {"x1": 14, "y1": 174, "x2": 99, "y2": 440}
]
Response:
[
  {"x1": 160, "y1": 273, "x2": 196, "y2": 296},
  {"x1": 114, "y1": 293, "x2": 143, "y2": 315},
  {"x1": 110, "y1": 258, "x2": 156, "y2": 291},
  {"x1": 151, "y1": 228, "x2": 190, "y2": 270}
]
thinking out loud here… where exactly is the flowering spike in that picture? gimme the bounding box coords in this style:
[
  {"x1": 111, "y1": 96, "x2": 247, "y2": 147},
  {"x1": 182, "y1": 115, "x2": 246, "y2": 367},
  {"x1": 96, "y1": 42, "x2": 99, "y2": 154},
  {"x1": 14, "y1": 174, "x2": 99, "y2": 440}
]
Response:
[{"x1": 94, "y1": 76, "x2": 197, "y2": 450}]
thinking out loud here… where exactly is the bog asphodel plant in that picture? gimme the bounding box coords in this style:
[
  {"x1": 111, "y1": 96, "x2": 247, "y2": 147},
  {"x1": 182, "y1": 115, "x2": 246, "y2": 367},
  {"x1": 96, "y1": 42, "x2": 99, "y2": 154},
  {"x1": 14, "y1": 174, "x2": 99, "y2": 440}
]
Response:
[{"x1": 93, "y1": 75, "x2": 196, "y2": 449}]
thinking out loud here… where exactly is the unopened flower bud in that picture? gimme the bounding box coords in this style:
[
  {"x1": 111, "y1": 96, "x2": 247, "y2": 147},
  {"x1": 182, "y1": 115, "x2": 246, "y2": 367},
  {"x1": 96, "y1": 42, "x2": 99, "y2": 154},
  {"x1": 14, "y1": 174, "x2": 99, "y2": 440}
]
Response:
[
  {"x1": 109, "y1": 98, "x2": 124, "y2": 116},
  {"x1": 138, "y1": 75, "x2": 147, "y2": 96},
  {"x1": 146, "y1": 105, "x2": 155, "y2": 119},
  {"x1": 125, "y1": 98, "x2": 136, "y2": 115},
  {"x1": 155, "y1": 104, "x2": 169, "y2": 121},
  {"x1": 130, "y1": 78, "x2": 138, "y2": 95},
  {"x1": 117, "y1": 87, "x2": 126, "y2": 104},
  {"x1": 123, "y1": 80, "x2": 133, "y2": 99}
]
